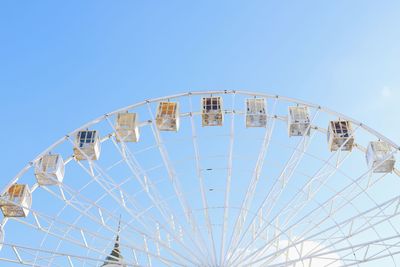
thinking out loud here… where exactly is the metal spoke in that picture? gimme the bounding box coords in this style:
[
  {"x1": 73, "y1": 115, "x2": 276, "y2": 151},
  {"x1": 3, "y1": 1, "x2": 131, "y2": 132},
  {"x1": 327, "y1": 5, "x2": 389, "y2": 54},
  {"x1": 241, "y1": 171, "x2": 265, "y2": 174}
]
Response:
[{"x1": 2, "y1": 91, "x2": 400, "y2": 267}]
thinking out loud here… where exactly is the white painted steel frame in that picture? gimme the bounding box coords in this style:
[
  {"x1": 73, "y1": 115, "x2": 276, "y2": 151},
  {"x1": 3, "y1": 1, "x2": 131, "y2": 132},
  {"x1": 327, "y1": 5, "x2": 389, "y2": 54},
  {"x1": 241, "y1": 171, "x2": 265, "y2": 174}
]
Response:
[{"x1": 2, "y1": 90, "x2": 400, "y2": 267}]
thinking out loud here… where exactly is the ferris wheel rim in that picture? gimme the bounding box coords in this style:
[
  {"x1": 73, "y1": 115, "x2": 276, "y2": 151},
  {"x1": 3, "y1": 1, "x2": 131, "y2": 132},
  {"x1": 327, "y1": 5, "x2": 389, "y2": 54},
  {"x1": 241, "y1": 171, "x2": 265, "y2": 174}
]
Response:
[
  {"x1": 1, "y1": 90, "x2": 399, "y2": 267},
  {"x1": 5, "y1": 89, "x2": 399, "y2": 197}
]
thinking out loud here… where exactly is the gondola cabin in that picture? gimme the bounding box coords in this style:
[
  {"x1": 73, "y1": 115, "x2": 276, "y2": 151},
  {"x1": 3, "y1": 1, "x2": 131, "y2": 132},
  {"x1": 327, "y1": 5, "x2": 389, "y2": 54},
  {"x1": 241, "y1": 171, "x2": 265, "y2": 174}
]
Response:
[
  {"x1": 245, "y1": 98, "x2": 267, "y2": 128},
  {"x1": 73, "y1": 130, "x2": 101, "y2": 160},
  {"x1": 115, "y1": 113, "x2": 140, "y2": 142},
  {"x1": 156, "y1": 102, "x2": 180, "y2": 131},
  {"x1": 0, "y1": 184, "x2": 32, "y2": 217},
  {"x1": 327, "y1": 120, "x2": 354, "y2": 151},
  {"x1": 288, "y1": 106, "x2": 310, "y2": 137},
  {"x1": 366, "y1": 141, "x2": 395, "y2": 173},
  {"x1": 201, "y1": 97, "x2": 223, "y2": 126},
  {"x1": 34, "y1": 154, "x2": 65, "y2": 185}
]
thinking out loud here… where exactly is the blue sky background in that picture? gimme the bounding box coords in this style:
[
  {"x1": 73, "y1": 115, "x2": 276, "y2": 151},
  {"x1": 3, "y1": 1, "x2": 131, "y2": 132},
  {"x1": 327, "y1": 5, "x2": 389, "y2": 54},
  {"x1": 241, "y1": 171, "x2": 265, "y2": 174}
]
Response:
[{"x1": 1, "y1": 1, "x2": 400, "y2": 202}]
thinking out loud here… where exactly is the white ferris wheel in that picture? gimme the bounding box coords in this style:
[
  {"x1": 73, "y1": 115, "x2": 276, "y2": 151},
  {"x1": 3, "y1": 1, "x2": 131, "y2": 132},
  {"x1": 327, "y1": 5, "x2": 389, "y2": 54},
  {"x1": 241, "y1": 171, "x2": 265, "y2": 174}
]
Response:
[{"x1": 1, "y1": 90, "x2": 400, "y2": 267}]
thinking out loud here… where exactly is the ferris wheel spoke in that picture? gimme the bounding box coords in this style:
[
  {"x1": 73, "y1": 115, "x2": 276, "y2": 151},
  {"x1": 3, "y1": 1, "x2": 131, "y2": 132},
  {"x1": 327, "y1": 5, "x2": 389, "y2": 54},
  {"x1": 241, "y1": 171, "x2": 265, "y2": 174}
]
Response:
[
  {"x1": 252, "y1": 193, "x2": 400, "y2": 266},
  {"x1": 188, "y1": 94, "x2": 218, "y2": 265},
  {"x1": 70, "y1": 163, "x2": 205, "y2": 266},
  {"x1": 226, "y1": 107, "x2": 320, "y2": 265},
  {"x1": 0, "y1": 242, "x2": 134, "y2": 267},
  {"x1": 60, "y1": 141, "x2": 206, "y2": 265},
  {"x1": 294, "y1": 180, "x2": 400, "y2": 263},
  {"x1": 40, "y1": 183, "x2": 145, "y2": 266},
  {"x1": 76, "y1": 158, "x2": 158, "y2": 228},
  {"x1": 229, "y1": 126, "x2": 360, "y2": 266},
  {"x1": 223, "y1": 98, "x2": 279, "y2": 265},
  {"x1": 45, "y1": 184, "x2": 198, "y2": 266},
  {"x1": 3, "y1": 91, "x2": 400, "y2": 267},
  {"x1": 146, "y1": 102, "x2": 210, "y2": 265},
  {"x1": 107, "y1": 120, "x2": 175, "y2": 222},
  {"x1": 105, "y1": 116, "x2": 211, "y2": 262},
  {"x1": 46, "y1": 195, "x2": 188, "y2": 264},
  {"x1": 258, "y1": 109, "x2": 320, "y2": 223},
  {"x1": 10, "y1": 214, "x2": 132, "y2": 266},
  {"x1": 6, "y1": 245, "x2": 68, "y2": 267},
  {"x1": 38, "y1": 181, "x2": 115, "y2": 266},
  {"x1": 226, "y1": 115, "x2": 319, "y2": 265},
  {"x1": 336, "y1": 237, "x2": 400, "y2": 267},
  {"x1": 219, "y1": 92, "x2": 236, "y2": 265},
  {"x1": 272, "y1": 126, "x2": 359, "y2": 226},
  {"x1": 266, "y1": 235, "x2": 400, "y2": 267},
  {"x1": 45, "y1": 200, "x2": 191, "y2": 266},
  {"x1": 241, "y1": 151, "x2": 399, "y2": 266},
  {"x1": 275, "y1": 153, "x2": 400, "y2": 262},
  {"x1": 307, "y1": 218, "x2": 400, "y2": 266},
  {"x1": 294, "y1": 177, "x2": 400, "y2": 264}
]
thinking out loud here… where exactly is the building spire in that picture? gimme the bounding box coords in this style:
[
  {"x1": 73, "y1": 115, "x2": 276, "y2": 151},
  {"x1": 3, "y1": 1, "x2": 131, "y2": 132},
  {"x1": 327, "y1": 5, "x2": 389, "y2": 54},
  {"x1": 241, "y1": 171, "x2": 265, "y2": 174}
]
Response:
[{"x1": 102, "y1": 216, "x2": 126, "y2": 266}]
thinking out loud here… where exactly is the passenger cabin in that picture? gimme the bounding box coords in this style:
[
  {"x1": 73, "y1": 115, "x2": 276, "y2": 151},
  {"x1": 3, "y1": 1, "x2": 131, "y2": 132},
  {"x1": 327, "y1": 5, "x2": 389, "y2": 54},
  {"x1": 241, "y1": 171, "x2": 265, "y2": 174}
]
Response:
[
  {"x1": 202, "y1": 97, "x2": 223, "y2": 126},
  {"x1": 73, "y1": 130, "x2": 101, "y2": 160},
  {"x1": 0, "y1": 184, "x2": 32, "y2": 217},
  {"x1": 245, "y1": 98, "x2": 267, "y2": 127},
  {"x1": 288, "y1": 106, "x2": 311, "y2": 137},
  {"x1": 366, "y1": 141, "x2": 395, "y2": 173},
  {"x1": 115, "y1": 113, "x2": 140, "y2": 142},
  {"x1": 327, "y1": 120, "x2": 354, "y2": 151},
  {"x1": 34, "y1": 154, "x2": 65, "y2": 185},
  {"x1": 156, "y1": 102, "x2": 180, "y2": 131}
]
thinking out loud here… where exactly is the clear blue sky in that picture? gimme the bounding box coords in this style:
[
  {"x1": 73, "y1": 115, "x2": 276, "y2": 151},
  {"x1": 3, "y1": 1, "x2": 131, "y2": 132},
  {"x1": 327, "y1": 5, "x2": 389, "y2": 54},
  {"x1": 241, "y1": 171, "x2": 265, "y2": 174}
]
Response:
[
  {"x1": 1, "y1": 0, "x2": 400, "y2": 188},
  {"x1": 1, "y1": 1, "x2": 400, "y2": 265},
  {"x1": 0, "y1": 1, "x2": 399, "y2": 197}
]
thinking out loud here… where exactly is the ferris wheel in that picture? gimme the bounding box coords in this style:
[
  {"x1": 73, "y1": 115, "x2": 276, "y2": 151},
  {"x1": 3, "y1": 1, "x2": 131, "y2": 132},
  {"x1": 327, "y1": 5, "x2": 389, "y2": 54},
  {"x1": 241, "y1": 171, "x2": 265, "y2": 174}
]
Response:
[{"x1": 1, "y1": 90, "x2": 400, "y2": 267}]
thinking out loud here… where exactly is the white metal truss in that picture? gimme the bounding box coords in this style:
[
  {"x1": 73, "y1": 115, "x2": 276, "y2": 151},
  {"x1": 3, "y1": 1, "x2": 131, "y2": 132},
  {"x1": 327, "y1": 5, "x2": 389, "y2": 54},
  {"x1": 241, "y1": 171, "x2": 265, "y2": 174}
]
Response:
[
  {"x1": 223, "y1": 98, "x2": 279, "y2": 265},
  {"x1": 188, "y1": 94, "x2": 218, "y2": 265},
  {"x1": 1, "y1": 90, "x2": 400, "y2": 267}
]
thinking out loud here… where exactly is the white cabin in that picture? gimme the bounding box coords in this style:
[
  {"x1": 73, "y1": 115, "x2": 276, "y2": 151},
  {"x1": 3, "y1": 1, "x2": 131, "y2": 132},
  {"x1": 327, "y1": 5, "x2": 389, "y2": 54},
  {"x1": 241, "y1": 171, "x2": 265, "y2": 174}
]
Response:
[
  {"x1": 115, "y1": 113, "x2": 140, "y2": 142},
  {"x1": 245, "y1": 98, "x2": 267, "y2": 128},
  {"x1": 327, "y1": 120, "x2": 354, "y2": 151},
  {"x1": 288, "y1": 106, "x2": 311, "y2": 137},
  {"x1": 73, "y1": 130, "x2": 101, "y2": 160},
  {"x1": 366, "y1": 141, "x2": 395, "y2": 173},
  {"x1": 156, "y1": 102, "x2": 180, "y2": 131},
  {"x1": 202, "y1": 97, "x2": 223, "y2": 126},
  {"x1": 0, "y1": 184, "x2": 32, "y2": 217},
  {"x1": 35, "y1": 154, "x2": 65, "y2": 185}
]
